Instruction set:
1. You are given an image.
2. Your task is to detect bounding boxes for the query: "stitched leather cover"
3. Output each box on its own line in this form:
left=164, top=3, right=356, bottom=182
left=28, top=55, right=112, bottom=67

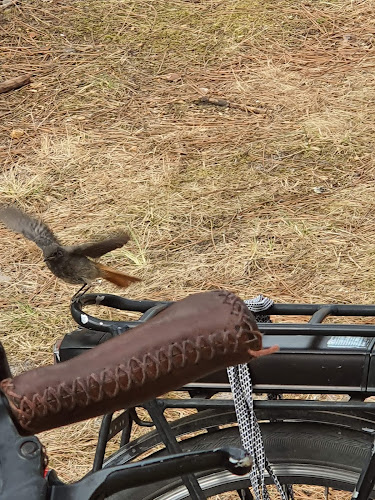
left=0, top=290, right=263, bottom=435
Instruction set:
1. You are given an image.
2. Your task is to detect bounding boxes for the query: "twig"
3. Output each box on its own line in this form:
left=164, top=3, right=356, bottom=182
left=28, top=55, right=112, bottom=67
left=0, top=74, right=31, bottom=94
left=197, top=96, right=230, bottom=107
left=195, top=96, right=266, bottom=114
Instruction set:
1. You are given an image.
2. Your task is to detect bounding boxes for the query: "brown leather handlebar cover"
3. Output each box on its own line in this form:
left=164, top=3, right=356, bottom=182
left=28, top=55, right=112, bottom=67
left=0, top=290, right=263, bottom=435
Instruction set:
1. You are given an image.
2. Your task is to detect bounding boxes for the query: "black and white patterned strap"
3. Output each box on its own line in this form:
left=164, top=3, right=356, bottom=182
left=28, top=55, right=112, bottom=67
left=227, top=294, right=293, bottom=500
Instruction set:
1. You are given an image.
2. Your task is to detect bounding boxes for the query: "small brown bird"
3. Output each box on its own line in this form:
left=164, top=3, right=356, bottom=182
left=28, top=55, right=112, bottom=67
left=0, top=204, right=140, bottom=292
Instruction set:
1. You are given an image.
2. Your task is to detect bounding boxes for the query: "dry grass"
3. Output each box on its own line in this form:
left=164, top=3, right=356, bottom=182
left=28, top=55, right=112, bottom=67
left=1, top=0, right=375, bottom=498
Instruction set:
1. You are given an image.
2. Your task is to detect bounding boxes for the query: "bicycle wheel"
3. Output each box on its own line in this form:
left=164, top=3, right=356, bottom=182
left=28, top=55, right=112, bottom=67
left=105, top=422, right=374, bottom=499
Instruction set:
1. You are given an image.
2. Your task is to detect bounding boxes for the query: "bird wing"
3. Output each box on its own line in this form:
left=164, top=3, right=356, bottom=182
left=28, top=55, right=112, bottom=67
left=0, top=205, right=59, bottom=249
left=69, top=233, right=130, bottom=258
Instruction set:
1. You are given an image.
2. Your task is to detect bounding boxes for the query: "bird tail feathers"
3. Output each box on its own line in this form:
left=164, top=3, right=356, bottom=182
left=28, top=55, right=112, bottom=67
left=96, top=263, right=141, bottom=288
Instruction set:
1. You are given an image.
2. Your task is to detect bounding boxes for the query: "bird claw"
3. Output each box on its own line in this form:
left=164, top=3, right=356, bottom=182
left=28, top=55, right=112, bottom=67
left=71, top=283, right=92, bottom=302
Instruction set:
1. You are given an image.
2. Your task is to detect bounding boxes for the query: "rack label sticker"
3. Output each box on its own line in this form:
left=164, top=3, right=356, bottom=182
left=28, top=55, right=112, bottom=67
left=327, top=336, right=372, bottom=349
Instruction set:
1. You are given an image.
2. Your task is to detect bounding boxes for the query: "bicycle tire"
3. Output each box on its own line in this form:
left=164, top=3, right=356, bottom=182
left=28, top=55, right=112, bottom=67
left=105, top=422, right=374, bottom=499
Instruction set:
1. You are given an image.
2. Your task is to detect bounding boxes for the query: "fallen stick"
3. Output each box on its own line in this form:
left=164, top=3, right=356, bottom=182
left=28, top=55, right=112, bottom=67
left=195, top=96, right=267, bottom=114
left=0, top=74, right=31, bottom=94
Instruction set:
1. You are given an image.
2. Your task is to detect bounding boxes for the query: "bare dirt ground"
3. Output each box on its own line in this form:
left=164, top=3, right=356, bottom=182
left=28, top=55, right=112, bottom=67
left=1, top=0, right=375, bottom=498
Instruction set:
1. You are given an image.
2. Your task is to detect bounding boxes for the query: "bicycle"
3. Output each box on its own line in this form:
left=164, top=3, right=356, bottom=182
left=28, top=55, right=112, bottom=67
left=62, top=291, right=375, bottom=499
left=2, top=289, right=375, bottom=499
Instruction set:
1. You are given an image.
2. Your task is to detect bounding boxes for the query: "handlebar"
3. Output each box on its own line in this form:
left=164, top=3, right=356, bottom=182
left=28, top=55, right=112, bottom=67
left=0, top=290, right=277, bottom=436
